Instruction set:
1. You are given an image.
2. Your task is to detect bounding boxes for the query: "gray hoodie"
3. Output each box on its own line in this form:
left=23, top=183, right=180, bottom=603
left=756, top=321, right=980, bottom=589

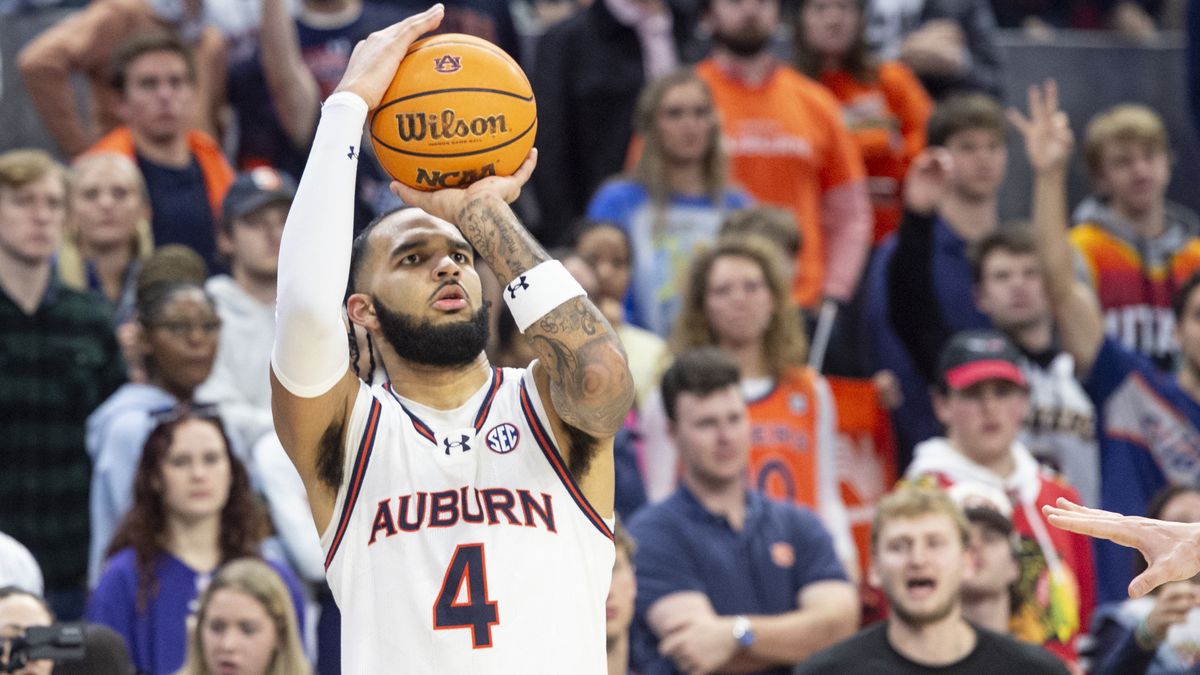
left=85, top=382, right=177, bottom=588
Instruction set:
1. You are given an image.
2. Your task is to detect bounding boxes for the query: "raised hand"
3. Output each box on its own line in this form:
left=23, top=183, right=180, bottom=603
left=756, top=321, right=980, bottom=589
left=332, top=4, right=445, bottom=110
left=903, top=147, right=953, bottom=216
left=391, top=148, right=538, bottom=224
left=1007, top=79, right=1074, bottom=174
left=1044, top=498, right=1200, bottom=598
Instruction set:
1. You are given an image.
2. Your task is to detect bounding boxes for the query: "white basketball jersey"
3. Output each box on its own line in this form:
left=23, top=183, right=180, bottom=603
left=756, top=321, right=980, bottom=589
left=320, top=366, right=615, bottom=674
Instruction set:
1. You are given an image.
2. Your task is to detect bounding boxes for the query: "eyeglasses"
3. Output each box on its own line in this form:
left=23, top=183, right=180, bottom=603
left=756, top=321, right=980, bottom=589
left=149, top=402, right=221, bottom=425
left=150, top=319, right=222, bottom=338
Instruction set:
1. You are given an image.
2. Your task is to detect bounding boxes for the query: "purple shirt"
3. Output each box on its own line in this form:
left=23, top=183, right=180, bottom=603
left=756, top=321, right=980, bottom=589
left=87, top=548, right=307, bottom=674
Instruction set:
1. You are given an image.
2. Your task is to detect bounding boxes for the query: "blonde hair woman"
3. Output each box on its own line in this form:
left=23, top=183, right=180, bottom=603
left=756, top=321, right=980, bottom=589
left=177, top=558, right=309, bottom=675
left=59, top=152, right=153, bottom=322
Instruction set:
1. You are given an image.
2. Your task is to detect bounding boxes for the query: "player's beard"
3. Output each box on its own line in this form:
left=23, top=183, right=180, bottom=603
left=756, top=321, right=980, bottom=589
left=373, top=295, right=491, bottom=368
left=711, top=24, right=773, bottom=57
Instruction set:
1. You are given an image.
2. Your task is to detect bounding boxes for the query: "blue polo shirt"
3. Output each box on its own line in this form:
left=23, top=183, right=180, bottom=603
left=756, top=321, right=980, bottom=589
left=627, top=486, right=847, bottom=675
left=1085, top=336, right=1200, bottom=603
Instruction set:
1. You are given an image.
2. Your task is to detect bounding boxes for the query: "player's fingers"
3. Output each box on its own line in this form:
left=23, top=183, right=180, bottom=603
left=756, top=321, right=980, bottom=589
left=384, top=3, right=445, bottom=40
left=1052, top=497, right=1114, bottom=516
left=509, top=148, right=538, bottom=184
left=1044, top=512, right=1142, bottom=548
left=391, top=180, right=424, bottom=205
left=1132, top=562, right=1183, bottom=599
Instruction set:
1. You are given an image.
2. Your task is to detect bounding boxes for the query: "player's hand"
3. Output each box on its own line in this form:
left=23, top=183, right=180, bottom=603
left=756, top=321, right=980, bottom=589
left=332, top=4, right=444, bottom=110
left=658, top=615, right=739, bottom=675
left=390, top=148, right=537, bottom=224
left=903, top=148, right=953, bottom=215
left=1044, top=498, right=1200, bottom=598
left=1007, top=80, right=1074, bottom=175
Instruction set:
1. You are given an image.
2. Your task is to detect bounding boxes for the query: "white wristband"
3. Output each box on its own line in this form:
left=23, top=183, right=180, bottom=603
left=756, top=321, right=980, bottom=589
left=504, top=260, right=586, bottom=332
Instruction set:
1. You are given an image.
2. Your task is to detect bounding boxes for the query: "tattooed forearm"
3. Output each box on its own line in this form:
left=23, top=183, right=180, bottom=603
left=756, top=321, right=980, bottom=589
left=527, top=298, right=634, bottom=437
left=456, top=196, right=547, bottom=283
left=455, top=195, right=635, bottom=436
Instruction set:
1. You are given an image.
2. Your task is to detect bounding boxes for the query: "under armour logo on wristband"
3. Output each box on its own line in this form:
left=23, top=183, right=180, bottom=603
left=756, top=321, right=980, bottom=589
left=442, top=435, right=472, bottom=455
left=506, top=276, right=530, bottom=299
left=348, top=145, right=358, bottom=160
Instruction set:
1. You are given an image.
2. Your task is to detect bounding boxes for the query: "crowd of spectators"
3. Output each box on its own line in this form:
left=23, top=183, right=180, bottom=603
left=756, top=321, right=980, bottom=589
left=3, top=0, right=1200, bottom=672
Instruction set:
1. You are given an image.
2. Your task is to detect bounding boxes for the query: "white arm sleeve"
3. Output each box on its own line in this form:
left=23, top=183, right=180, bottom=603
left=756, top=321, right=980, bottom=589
left=271, top=92, right=367, bottom=397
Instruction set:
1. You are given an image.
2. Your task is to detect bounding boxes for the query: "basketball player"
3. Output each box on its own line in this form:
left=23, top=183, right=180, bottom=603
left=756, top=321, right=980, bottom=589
left=268, top=5, right=636, bottom=673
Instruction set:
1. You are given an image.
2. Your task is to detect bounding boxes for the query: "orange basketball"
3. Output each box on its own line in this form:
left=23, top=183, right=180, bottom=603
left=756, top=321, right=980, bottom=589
left=369, top=33, right=537, bottom=191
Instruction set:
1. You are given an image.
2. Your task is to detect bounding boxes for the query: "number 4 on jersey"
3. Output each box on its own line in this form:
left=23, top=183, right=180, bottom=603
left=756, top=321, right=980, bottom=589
left=433, top=543, right=500, bottom=648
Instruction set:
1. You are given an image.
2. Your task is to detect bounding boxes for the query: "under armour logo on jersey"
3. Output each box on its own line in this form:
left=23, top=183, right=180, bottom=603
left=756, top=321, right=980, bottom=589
left=506, top=276, right=530, bottom=299
left=347, top=145, right=358, bottom=160
left=442, top=434, right=472, bottom=455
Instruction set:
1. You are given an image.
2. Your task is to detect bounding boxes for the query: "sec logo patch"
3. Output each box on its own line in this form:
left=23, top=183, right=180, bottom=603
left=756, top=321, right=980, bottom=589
left=486, top=423, right=520, bottom=454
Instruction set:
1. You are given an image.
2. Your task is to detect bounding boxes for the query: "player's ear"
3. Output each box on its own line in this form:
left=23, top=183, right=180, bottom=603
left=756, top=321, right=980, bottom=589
left=346, top=293, right=378, bottom=331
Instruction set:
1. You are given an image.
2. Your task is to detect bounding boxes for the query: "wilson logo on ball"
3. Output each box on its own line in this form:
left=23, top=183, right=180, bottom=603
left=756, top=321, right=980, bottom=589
left=394, top=110, right=510, bottom=142
left=369, top=33, right=537, bottom=191
left=415, top=163, right=497, bottom=188
left=433, top=54, right=462, bottom=73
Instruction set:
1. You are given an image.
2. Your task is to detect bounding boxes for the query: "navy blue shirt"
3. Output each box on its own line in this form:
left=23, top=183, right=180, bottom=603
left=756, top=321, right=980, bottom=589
left=628, top=486, right=848, bottom=675
left=137, top=153, right=219, bottom=271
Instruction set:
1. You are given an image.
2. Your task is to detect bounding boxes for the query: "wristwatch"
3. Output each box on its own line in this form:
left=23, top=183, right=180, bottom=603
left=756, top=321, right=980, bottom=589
left=732, top=615, right=755, bottom=649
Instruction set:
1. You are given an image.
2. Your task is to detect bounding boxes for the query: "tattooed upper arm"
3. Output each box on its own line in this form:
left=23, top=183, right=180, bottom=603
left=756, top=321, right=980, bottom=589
left=526, top=296, right=634, bottom=438
left=452, top=194, right=634, bottom=437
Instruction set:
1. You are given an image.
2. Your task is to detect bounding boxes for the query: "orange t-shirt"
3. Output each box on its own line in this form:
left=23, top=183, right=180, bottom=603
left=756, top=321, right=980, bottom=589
left=697, top=60, right=868, bottom=307
left=819, top=62, right=931, bottom=243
